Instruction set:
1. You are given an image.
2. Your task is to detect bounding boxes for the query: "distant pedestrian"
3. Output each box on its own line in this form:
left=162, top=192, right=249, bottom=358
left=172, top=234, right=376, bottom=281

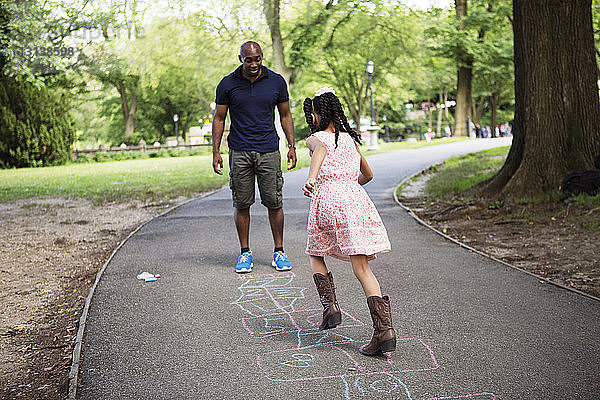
left=302, top=87, right=396, bottom=356
left=475, top=123, right=482, bottom=138
left=211, top=41, right=297, bottom=274
left=425, top=128, right=433, bottom=142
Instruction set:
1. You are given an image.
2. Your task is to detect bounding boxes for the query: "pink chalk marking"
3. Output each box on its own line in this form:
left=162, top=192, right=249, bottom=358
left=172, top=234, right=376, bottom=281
left=256, top=338, right=439, bottom=382
left=263, top=287, right=302, bottom=331
left=420, top=393, right=496, bottom=400
left=237, top=271, right=296, bottom=280
left=240, top=308, right=364, bottom=337
left=332, top=345, right=365, bottom=372
left=386, top=352, right=393, bottom=365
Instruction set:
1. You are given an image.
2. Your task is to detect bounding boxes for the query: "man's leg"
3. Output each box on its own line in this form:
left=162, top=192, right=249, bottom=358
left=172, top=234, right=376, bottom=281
left=256, top=150, right=290, bottom=270
left=256, top=150, right=284, bottom=250
left=234, top=206, right=253, bottom=273
left=267, top=207, right=284, bottom=249
left=229, top=149, right=255, bottom=272
left=235, top=207, right=251, bottom=249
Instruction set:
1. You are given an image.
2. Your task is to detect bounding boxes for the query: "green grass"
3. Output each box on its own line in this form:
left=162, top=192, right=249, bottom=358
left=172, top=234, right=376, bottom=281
left=0, top=136, right=476, bottom=204
left=573, top=193, right=600, bottom=206
left=0, top=156, right=230, bottom=203
left=583, top=219, right=600, bottom=232
left=423, top=146, right=510, bottom=199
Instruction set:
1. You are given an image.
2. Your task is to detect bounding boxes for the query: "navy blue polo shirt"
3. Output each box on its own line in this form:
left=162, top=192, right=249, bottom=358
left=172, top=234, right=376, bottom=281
left=215, top=66, right=289, bottom=152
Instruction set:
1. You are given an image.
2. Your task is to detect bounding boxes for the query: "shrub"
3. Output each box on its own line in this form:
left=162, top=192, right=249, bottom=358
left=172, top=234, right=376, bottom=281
left=0, top=75, right=75, bottom=168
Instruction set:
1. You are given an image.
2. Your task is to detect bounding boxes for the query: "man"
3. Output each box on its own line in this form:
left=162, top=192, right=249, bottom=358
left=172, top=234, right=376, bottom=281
left=212, top=41, right=297, bottom=274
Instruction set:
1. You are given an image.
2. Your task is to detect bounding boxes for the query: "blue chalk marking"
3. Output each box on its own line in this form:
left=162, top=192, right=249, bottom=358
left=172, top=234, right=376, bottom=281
left=353, top=377, right=366, bottom=395
left=371, top=373, right=412, bottom=399
left=281, top=353, right=315, bottom=369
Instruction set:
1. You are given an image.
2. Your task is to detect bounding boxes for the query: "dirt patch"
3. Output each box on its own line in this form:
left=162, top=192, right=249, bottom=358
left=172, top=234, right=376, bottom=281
left=399, top=176, right=600, bottom=299
left=0, top=197, right=180, bottom=399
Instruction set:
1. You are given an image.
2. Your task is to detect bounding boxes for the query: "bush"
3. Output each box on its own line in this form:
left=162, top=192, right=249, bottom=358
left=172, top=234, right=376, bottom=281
left=0, top=75, right=75, bottom=168
left=74, top=153, right=93, bottom=163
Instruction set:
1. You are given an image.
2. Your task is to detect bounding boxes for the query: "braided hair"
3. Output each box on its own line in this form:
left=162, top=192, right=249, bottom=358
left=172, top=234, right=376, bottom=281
left=303, top=92, right=362, bottom=148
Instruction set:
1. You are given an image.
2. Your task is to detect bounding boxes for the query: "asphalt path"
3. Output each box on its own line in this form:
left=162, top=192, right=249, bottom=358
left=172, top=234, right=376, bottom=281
left=78, top=138, right=600, bottom=399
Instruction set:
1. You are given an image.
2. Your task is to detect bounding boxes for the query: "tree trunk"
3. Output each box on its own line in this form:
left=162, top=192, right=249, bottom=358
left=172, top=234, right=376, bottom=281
left=454, top=0, right=472, bottom=137
left=263, top=0, right=294, bottom=85
left=118, top=82, right=136, bottom=139
left=490, top=90, right=499, bottom=137
left=436, top=87, right=443, bottom=136
left=443, top=86, right=450, bottom=133
left=472, top=95, right=485, bottom=124
left=482, top=0, right=600, bottom=199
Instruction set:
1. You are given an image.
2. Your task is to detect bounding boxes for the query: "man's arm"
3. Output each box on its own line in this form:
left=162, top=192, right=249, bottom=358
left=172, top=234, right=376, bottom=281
left=212, top=104, right=228, bottom=175
left=277, top=101, right=296, bottom=170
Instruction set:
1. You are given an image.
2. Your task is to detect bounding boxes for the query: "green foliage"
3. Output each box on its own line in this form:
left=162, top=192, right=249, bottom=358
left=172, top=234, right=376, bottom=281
left=593, top=0, right=600, bottom=69
left=488, top=199, right=504, bottom=209
left=0, top=75, right=75, bottom=168
left=583, top=219, right=600, bottom=232
left=291, top=1, right=422, bottom=129
left=425, top=1, right=514, bottom=125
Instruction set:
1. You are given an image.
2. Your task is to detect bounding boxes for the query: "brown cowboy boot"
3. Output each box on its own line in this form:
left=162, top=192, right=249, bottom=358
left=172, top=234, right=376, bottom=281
left=360, top=295, right=397, bottom=356
left=313, top=272, right=342, bottom=330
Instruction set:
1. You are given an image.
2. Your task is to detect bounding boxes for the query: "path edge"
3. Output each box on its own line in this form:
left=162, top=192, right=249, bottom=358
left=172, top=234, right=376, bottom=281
left=392, top=170, right=600, bottom=304
left=67, top=190, right=220, bottom=399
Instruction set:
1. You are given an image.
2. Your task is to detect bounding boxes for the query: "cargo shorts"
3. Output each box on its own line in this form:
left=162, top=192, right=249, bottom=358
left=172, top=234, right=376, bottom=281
left=228, top=149, right=284, bottom=210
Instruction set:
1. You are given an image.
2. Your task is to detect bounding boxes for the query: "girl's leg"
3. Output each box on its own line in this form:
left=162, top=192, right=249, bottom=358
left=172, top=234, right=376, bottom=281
left=351, top=254, right=396, bottom=356
left=308, top=255, right=329, bottom=275
left=309, top=255, right=341, bottom=329
left=349, top=255, right=382, bottom=298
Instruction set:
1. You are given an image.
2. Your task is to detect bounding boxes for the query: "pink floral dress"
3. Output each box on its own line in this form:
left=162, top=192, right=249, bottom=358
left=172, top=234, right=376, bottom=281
left=306, top=131, right=391, bottom=261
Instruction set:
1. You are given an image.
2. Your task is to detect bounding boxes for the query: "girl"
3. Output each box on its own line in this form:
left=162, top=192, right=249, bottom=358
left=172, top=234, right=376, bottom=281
left=303, top=87, right=396, bottom=356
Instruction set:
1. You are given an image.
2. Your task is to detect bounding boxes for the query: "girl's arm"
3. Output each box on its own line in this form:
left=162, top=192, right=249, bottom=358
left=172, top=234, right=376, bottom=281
left=303, top=135, right=327, bottom=197
left=356, top=144, right=373, bottom=185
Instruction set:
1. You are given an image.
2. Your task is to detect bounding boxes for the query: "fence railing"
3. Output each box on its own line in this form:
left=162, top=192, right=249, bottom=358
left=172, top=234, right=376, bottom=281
left=72, top=142, right=211, bottom=159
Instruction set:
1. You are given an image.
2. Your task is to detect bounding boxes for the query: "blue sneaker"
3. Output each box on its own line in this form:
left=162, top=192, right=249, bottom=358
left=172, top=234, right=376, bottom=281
left=272, top=251, right=292, bottom=271
left=235, top=251, right=253, bottom=273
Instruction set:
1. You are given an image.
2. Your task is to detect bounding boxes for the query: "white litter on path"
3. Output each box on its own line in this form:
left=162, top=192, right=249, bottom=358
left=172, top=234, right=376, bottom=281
left=137, top=272, right=159, bottom=282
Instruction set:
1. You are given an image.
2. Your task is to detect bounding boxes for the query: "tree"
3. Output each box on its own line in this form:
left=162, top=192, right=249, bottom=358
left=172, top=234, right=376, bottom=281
left=75, top=0, right=147, bottom=142
left=482, top=0, right=600, bottom=198
left=454, top=0, right=473, bottom=136
left=297, top=3, right=419, bottom=132
left=131, top=14, right=235, bottom=142
left=0, top=76, right=75, bottom=167
left=0, top=0, right=76, bottom=167
left=83, top=48, right=140, bottom=141
left=263, top=0, right=338, bottom=86
left=470, top=1, right=514, bottom=134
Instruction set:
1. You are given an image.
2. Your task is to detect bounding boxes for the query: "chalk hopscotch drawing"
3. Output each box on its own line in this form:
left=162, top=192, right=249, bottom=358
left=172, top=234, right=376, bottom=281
left=420, top=394, right=496, bottom=400
left=256, top=338, right=438, bottom=382
left=231, top=271, right=496, bottom=399
left=342, top=373, right=413, bottom=400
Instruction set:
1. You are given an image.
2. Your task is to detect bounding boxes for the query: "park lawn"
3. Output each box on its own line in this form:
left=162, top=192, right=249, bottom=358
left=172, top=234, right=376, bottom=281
left=399, top=145, right=600, bottom=208
left=0, top=155, right=230, bottom=203
left=423, top=146, right=510, bottom=198
left=1, top=136, right=471, bottom=204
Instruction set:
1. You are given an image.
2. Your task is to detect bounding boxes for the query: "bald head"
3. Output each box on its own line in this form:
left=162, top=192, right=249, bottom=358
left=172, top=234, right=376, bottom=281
left=238, top=41, right=263, bottom=80
left=240, top=41, right=262, bottom=57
